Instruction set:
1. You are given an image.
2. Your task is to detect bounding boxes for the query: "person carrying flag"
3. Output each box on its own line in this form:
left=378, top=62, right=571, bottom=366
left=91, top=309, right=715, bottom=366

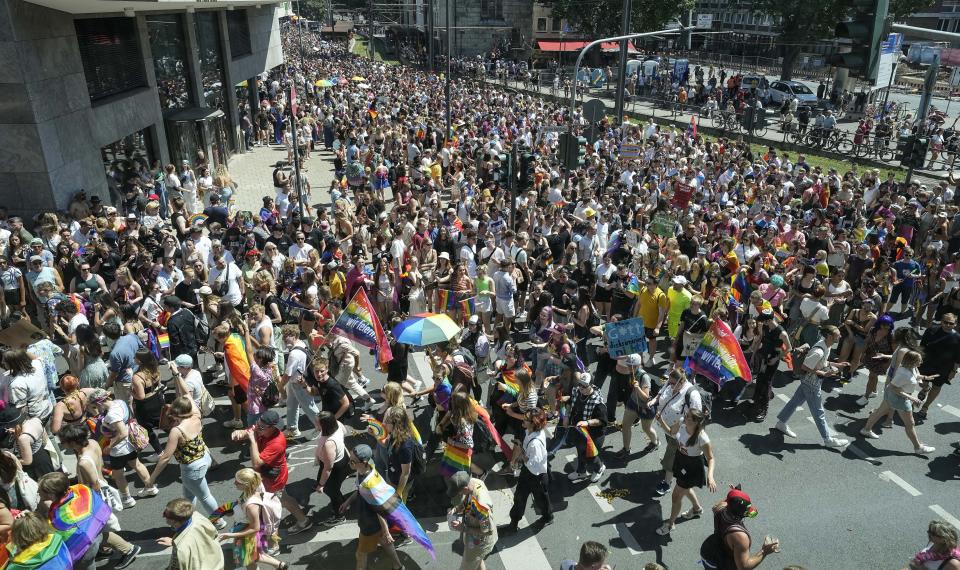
left=565, top=372, right=608, bottom=483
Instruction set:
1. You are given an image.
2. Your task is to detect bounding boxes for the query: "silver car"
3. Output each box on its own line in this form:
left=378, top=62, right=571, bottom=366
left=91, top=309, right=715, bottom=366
left=767, top=80, right=818, bottom=105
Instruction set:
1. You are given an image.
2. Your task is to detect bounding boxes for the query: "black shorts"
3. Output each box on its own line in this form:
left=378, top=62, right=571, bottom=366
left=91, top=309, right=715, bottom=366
left=3, top=289, right=19, bottom=306
left=108, top=451, right=139, bottom=470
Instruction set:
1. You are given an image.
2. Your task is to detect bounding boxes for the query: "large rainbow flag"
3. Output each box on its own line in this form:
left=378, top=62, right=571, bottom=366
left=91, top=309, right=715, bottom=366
left=331, top=287, right=393, bottom=366
left=48, top=484, right=112, bottom=564
left=689, top=318, right=753, bottom=386
left=4, top=533, right=72, bottom=570
left=731, top=272, right=752, bottom=304
left=358, top=469, right=435, bottom=558
left=224, top=332, right=251, bottom=392
left=577, top=426, right=599, bottom=459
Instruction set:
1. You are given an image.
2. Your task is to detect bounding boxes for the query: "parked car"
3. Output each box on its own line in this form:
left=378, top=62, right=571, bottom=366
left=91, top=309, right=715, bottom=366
left=767, top=80, right=819, bottom=105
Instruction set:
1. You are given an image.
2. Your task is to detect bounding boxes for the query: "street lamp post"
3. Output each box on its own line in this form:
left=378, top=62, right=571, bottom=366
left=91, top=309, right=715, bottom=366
left=446, top=0, right=452, bottom=143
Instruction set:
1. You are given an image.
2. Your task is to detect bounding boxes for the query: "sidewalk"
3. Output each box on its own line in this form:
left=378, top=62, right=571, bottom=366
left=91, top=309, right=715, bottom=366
left=225, top=143, right=339, bottom=214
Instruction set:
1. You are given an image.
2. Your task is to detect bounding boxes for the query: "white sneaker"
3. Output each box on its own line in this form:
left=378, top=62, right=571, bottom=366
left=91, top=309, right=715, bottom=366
left=589, top=463, right=606, bottom=483
left=859, top=429, right=880, bottom=439
left=121, top=495, right=136, bottom=508
left=775, top=421, right=797, bottom=438
left=138, top=486, right=159, bottom=497
left=223, top=419, right=244, bottom=429
left=824, top=437, right=849, bottom=448
left=914, top=444, right=936, bottom=454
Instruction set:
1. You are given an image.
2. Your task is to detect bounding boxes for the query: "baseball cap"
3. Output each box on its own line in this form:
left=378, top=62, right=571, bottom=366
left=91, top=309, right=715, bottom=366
left=672, top=275, right=688, bottom=285
left=353, top=444, right=374, bottom=464
left=29, top=238, right=42, bottom=246
left=29, top=255, right=43, bottom=263
left=468, top=314, right=479, bottom=325
left=619, top=353, right=644, bottom=367
left=163, top=295, right=182, bottom=308
left=445, top=470, right=471, bottom=498
left=726, top=487, right=758, bottom=518
left=258, top=410, right=284, bottom=430
left=576, top=372, right=592, bottom=386
left=174, top=354, right=193, bottom=368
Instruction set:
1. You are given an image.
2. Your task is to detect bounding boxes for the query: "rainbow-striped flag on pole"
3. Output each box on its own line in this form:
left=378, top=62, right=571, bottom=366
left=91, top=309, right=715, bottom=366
left=577, top=426, right=599, bottom=459
left=331, top=287, right=394, bottom=366
left=689, top=318, right=754, bottom=386
left=359, top=469, right=435, bottom=558
left=459, top=296, right=477, bottom=319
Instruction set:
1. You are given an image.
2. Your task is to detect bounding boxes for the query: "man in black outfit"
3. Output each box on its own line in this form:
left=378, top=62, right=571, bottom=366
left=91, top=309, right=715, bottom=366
left=163, top=296, right=198, bottom=367
left=749, top=310, right=792, bottom=422
left=306, top=358, right=352, bottom=421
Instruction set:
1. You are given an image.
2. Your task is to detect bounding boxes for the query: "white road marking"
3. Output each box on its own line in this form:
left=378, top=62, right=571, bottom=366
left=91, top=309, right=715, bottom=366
left=587, top=484, right=615, bottom=513
left=940, top=404, right=960, bottom=419
left=879, top=470, right=922, bottom=497
left=776, top=394, right=790, bottom=403
left=930, top=505, right=960, bottom=529
left=564, top=453, right=577, bottom=462
left=490, top=489, right=553, bottom=570
left=616, top=522, right=644, bottom=555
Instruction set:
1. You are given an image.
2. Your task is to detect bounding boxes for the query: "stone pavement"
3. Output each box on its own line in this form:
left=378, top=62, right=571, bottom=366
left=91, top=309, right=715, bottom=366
left=225, top=141, right=339, bottom=215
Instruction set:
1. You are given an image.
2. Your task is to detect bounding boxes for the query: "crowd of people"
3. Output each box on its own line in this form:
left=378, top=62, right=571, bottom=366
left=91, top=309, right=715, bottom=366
left=0, top=26, right=959, bottom=570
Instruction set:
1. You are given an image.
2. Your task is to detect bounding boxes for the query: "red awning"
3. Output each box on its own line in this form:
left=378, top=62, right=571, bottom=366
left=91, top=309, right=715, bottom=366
left=536, top=40, right=637, bottom=53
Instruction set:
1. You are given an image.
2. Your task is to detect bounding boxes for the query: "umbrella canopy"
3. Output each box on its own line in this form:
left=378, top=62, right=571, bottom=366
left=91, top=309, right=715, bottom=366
left=351, top=76, right=366, bottom=81
left=392, top=313, right=461, bottom=347
left=315, top=79, right=335, bottom=87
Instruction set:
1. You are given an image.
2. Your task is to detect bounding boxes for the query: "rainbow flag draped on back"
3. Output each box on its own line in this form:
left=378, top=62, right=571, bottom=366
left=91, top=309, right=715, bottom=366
left=472, top=399, right=512, bottom=462
left=331, top=288, right=394, bottom=367
left=439, top=443, right=472, bottom=477
left=358, top=469, right=435, bottom=558
left=496, top=364, right=532, bottom=405
left=4, top=533, right=72, bottom=570
left=577, top=426, right=599, bottom=459
left=731, top=272, right=752, bottom=303
left=48, top=484, right=112, bottom=564
left=689, top=318, right=754, bottom=386
left=224, top=332, right=251, bottom=392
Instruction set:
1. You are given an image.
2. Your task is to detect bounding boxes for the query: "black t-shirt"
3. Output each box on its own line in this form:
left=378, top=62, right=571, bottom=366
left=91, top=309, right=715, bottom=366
left=175, top=278, right=203, bottom=308
left=316, top=377, right=348, bottom=414
left=204, top=205, right=229, bottom=227
left=546, top=230, right=570, bottom=260
left=759, top=325, right=786, bottom=359
left=920, top=327, right=960, bottom=372
left=677, top=234, right=699, bottom=259
left=266, top=235, right=292, bottom=256
left=387, top=341, right=409, bottom=382
left=354, top=485, right=381, bottom=535
left=94, top=252, right=120, bottom=286
left=386, top=438, right=415, bottom=486
left=679, top=308, right=710, bottom=335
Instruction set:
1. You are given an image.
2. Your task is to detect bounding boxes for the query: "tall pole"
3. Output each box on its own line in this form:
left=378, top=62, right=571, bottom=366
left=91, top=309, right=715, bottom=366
left=427, top=0, right=434, bottom=72
left=290, top=83, right=305, bottom=218
left=445, top=0, right=452, bottom=143
left=368, top=0, right=374, bottom=60
left=614, top=0, right=632, bottom=124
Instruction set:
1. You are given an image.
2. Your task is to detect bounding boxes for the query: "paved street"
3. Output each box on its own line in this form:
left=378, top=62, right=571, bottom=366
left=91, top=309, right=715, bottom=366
left=92, top=143, right=960, bottom=570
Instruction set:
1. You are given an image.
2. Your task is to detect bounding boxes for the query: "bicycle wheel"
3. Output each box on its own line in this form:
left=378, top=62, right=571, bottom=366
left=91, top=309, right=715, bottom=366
left=788, top=131, right=806, bottom=145
left=754, top=124, right=768, bottom=137
left=877, top=146, right=895, bottom=162
left=834, top=135, right=853, bottom=153
left=853, top=143, right=867, bottom=158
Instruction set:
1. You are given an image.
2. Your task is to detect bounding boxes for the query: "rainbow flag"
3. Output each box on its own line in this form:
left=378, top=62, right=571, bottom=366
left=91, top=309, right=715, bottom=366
left=331, top=287, right=393, bottom=367
left=359, top=469, right=435, bottom=558
left=209, top=500, right=238, bottom=522
left=469, top=496, right=491, bottom=521
left=188, top=213, right=208, bottom=227
left=577, top=426, right=599, bottom=459
left=436, top=289, right=457, bottom=311
left=731, top=272, right=752, bottom=303
left=5, top=533, right=72, bottom=570
left=472, top=400, right=512, bottom=462
left=689, top=318, right=754, bottom=386
left=440, top=443, right=472, bottom=477
left=459, top=296, right=476, bottom=319
left=224, top=332, right=251, bottom=392
left=626, top=274, right=641, bottom=295
left=48, top=484, right=112, bottom=564
left=156, top=332, right=170, bottom=350
left=366, top=418, right=387, bottom=442
left=233, top=533, right=259, bottom=567
left=496, top=364, right=531, bottom=405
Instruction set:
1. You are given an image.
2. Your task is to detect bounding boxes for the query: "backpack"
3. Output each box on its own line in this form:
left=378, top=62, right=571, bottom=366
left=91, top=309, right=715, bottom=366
left=409, top=439, right=427, bottom=476
left=684, top=382, right=713, bottom=416
left=472, top=416, right=495, bottom=453
left=261, top=381, right=281, bottom=409
left=699, top=521, right=747, bottom=570
left=254, top=491, right=283, bottom=538
left=193, top=310, right=210, bottom=345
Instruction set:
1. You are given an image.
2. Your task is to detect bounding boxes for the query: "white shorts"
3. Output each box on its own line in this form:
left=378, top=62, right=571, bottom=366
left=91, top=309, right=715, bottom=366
left=475, top=296, right=492, bottom=314
left=496, top=297, right=516, bottom=318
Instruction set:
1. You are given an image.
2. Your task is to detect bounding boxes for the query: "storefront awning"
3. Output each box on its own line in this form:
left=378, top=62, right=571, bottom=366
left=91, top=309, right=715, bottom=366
left=536, top=40, right=637, bottom=53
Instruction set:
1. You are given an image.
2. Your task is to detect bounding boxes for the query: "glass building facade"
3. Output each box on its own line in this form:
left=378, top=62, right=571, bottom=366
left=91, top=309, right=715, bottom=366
left=147, top=15, right=194, bottom=109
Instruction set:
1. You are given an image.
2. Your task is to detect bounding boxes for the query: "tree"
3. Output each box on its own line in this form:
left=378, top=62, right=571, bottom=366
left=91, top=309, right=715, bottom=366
left=297, top=0, right=331, bottom=22
left=752, top=0, right=936, bottom=80
left=540, top=0, right=694, bottom=39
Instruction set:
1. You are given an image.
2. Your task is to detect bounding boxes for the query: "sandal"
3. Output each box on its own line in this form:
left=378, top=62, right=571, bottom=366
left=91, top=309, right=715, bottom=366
left=678, top=508, right=703, bottom=520
left=655, top=522, right=674, bottom=535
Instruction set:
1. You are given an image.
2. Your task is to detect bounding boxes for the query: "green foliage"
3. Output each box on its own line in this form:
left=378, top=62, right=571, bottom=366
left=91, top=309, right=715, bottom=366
left=540, top=0, right=694, bottom=38
left=297, top=0, right=329, bottom=21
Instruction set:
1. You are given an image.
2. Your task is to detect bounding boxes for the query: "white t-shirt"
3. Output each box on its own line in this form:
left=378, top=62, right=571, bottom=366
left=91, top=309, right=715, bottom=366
left=10, top=360, right=52, bottom=420
left=677, top=423, right=711, bottom=457
left=891, top=366, right=920, bottom=397
left=68, top=313, right=89, bottom=335
left=658, top=382, right=702, bottom=428
left=208, top=262, right=243, bottom=306
left=104, top=400, right=135, bottom=457
left=285, top=341, right=308, bottom=383
left=182, top=369, right=205, bottom=408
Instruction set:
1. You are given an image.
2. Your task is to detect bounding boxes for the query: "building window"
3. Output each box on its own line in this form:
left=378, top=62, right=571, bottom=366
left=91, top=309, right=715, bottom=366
left=195, top=12, right=227, bottom=111
left=147, top=15, right=193, bottom=109
left=552, top=17, right=561, bottom=31
left=102, top=126, right=154, bottom=193
left=537, top=18, right=547, bottom=31
left=480, top=0, right=503, bottom=20
left=75, top=17, right=147, bottom=103
left=227, top=10, right=252, bottom=57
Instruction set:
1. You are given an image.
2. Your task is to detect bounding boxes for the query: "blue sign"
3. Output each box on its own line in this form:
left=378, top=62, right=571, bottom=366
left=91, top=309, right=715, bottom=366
left=881, top=32, right=902, bottom=55
left=605, top=317, right=648, bottom=358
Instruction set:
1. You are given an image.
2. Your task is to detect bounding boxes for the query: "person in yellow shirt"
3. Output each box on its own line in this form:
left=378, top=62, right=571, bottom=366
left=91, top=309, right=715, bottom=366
left=324, top=261, right=345, bottom=302
left=666, top=276, right=693, bottom=341
left=636, top=274, right=669, bottom=367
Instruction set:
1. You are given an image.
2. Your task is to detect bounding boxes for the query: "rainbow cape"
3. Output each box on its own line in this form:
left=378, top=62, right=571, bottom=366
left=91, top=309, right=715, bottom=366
left=689, top=318, right=753, bottom=386
left=459, top=297, right=476, bottom=319
left=472, top=399, right=512, bottom=462
left=224, top=332, right=251, bottom=392
left=359, top=469, right=435, bottom=558
left=4, top=533, right=72, bottom=570
left=331, top=287, right=393, bottom=367
left=577, top=426, right=599, bottom=459
left=48, top=484, right=112, bottom=564
left=731, top=272, right=752, bottom=303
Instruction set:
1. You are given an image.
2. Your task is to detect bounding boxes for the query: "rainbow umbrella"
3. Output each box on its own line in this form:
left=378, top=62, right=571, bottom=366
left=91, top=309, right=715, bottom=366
left=315, top=79, right=335, bottom=87
left=392, top=313, right=461, bottom=347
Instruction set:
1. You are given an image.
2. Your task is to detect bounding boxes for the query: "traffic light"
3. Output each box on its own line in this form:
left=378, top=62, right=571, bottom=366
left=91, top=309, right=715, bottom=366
left=909, top=136, right=929, bottom=169
left=575, top=136, right=587, bottom=168
left=519, top=152, right=535, bottom=189
left=827, top=0, right=890, bottom=82
left=897, top=134, right=915, bottom=165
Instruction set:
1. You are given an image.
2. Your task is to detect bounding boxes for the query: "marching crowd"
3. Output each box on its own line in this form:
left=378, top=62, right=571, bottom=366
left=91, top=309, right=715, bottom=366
left=0, top=28, right=958, bottom=570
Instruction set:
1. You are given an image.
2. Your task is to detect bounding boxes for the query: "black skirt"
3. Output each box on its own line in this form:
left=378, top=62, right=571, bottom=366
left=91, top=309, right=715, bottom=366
left=672, top=451, right=707, bottom=489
